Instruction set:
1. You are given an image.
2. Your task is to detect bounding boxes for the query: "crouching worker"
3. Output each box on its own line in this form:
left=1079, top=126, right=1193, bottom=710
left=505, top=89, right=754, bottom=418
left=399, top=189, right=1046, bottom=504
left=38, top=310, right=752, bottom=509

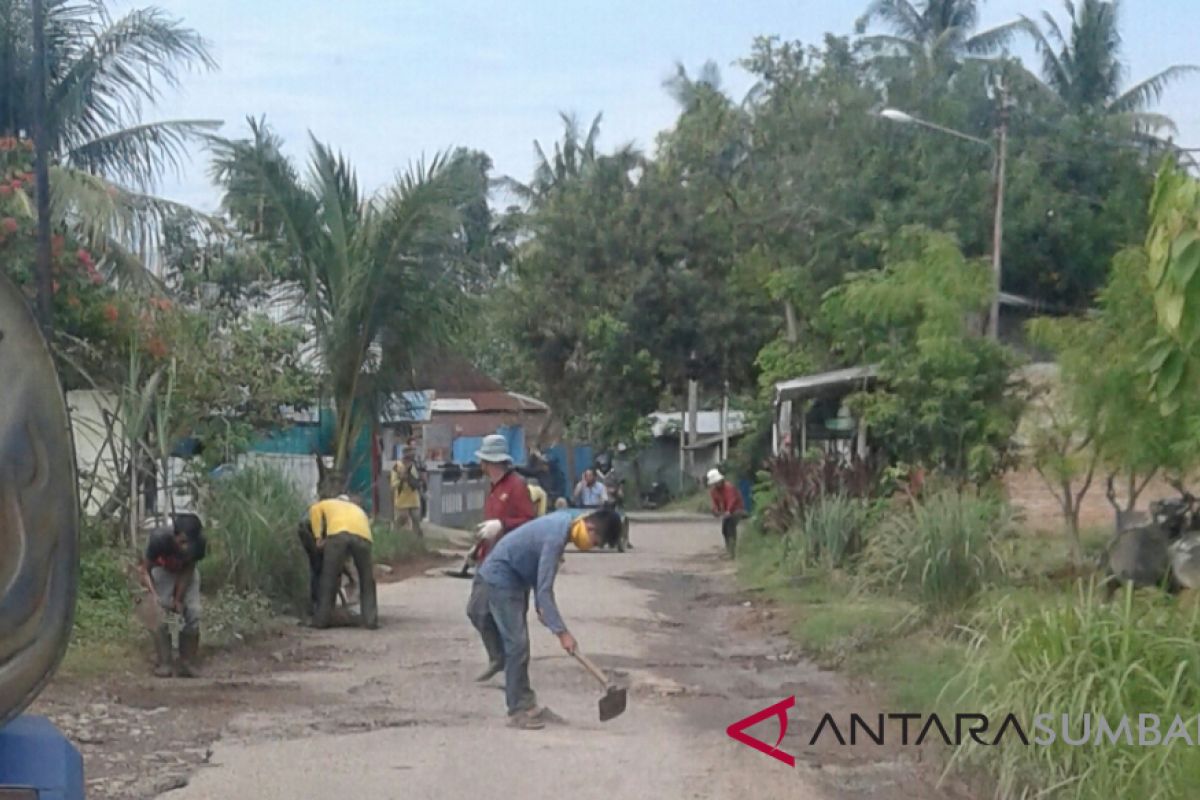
left=301, top=495, right=378, bottom=630
left=707, top=469, right=746, bottom=557
left=138, top=513, right=207, bottom=678
left=468, top=508, right=623, bottom=729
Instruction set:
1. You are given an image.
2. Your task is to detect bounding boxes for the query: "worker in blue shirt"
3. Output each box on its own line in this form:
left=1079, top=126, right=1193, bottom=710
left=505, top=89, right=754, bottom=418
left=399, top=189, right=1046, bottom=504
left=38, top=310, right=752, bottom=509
left=471, top=508, right=623, bottom=729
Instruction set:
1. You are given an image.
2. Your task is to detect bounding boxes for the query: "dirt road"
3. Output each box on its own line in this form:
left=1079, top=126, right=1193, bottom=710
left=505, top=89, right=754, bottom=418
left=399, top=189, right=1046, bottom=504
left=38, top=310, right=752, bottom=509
left=44, top=515, right=974, bottom=799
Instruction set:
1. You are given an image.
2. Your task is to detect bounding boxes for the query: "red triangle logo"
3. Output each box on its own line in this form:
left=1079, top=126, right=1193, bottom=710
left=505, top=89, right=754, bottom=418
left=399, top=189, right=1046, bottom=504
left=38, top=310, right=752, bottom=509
left=726, top=695, right=796, bottom=767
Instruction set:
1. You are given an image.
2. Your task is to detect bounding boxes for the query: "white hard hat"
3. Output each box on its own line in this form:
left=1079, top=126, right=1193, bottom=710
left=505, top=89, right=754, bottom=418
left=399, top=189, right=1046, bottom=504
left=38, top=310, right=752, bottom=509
left=706, top=468, right=724, bottom=487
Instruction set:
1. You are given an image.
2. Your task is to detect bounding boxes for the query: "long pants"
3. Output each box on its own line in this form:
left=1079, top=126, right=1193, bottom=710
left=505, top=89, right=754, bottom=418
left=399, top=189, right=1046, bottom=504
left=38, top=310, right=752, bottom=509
left=393, top=504, right=423, bottom=537
left=150, top=566, right=201, bottom=632
left=486, top=583, right=537, bottom=715
left=315, top=534, right=377, bottom=629
left=466, top=574, right=505, bottom=667
left=722, top=511, right=747, bottom=557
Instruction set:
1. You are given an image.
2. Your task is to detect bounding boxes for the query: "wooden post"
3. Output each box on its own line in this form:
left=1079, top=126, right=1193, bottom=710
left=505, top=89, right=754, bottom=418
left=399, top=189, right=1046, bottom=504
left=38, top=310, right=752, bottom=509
left=31, top=0, right=54, bottom=336
left=678, top=409, right=686, bottom=493
left=720, top=380, right=729, bottom=462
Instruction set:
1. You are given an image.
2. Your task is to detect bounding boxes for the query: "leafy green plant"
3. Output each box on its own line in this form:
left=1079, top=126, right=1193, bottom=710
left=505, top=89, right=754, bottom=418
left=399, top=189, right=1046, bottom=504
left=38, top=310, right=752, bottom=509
left=73, top=545, right=136, bottom=646
left=201, top=465, right=310, bottom=608
left=859, top=490, right=1012, bottom=609
left=951, top=584, right=1200, bottom=799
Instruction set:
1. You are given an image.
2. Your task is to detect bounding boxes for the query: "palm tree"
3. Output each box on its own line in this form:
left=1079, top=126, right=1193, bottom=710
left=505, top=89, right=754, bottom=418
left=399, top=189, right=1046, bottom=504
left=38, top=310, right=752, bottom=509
left=0, top=0, right=218, bottom=273
left=855, top=0, right=1024, bottom=66
left=1019, top=0, right=1198, bottom=136
left=210, top=119, right=479, bottom=488
left=506, top=112, right=642, bottom=206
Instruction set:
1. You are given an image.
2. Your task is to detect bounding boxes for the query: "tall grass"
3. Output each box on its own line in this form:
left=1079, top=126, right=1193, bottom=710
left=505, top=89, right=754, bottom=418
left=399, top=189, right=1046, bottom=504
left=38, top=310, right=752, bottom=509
left=371, top=521, right=429, bottom=563
left=859, top=490, right=1012, bottom=609
left=951, top=585, right=1200, bottom=799
left=783, top=495, right=876, bottom=573
left=202, top=466, right=310, bottom=608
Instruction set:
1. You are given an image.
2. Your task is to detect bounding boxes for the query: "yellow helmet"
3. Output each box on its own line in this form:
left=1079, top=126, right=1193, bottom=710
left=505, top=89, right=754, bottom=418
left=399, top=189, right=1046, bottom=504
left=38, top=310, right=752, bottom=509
left=569, top=517, right=594, bottom=551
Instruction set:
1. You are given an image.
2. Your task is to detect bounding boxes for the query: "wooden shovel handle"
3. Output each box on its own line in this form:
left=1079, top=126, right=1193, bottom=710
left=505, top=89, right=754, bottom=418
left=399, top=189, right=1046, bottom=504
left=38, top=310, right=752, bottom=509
left=571, top=650, right=610, bottom=688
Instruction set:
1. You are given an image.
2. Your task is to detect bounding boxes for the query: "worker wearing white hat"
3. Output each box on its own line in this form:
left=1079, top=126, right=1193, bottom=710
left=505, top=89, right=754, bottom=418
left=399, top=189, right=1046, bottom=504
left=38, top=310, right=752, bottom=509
left=707, top=468, right=746, bottom=557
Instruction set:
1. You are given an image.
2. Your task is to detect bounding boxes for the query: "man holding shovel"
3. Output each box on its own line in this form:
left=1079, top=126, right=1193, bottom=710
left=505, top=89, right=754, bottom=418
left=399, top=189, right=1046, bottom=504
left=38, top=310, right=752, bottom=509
left=471, top=508, right=623, bottom=729
left=137, top=513, right=207, bottom=678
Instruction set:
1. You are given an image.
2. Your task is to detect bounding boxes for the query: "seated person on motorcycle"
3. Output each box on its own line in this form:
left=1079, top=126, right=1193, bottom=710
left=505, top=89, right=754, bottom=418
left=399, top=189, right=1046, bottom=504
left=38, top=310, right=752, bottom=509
left=573, top=469, right=608, bottom=508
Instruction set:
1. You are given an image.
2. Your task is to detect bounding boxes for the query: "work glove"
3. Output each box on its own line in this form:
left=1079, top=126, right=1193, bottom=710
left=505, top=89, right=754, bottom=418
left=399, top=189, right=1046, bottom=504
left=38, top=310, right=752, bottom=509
left=475, top=518, right=503, bottom=543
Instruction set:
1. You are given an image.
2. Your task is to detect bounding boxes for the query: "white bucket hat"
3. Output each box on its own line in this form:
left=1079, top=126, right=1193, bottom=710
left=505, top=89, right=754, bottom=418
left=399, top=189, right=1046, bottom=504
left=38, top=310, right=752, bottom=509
left=476, top=434, right=512, bottom=464
left=706, top=468, right=724, bottom=487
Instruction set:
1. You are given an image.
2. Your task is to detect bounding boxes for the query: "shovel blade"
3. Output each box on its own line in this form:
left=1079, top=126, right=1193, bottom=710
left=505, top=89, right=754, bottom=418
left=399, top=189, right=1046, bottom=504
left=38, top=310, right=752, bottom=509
left=598, top=687, right=627, bottom=722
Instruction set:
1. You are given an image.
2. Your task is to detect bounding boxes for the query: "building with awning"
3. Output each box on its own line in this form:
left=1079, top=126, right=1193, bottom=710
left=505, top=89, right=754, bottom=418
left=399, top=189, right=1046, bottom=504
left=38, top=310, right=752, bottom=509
left=771, top=365, right=879, bottom=458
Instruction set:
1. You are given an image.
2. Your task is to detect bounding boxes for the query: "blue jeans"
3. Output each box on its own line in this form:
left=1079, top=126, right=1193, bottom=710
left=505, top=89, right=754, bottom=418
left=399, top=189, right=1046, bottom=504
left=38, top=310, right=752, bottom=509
left=486, top=584, right=537, bottom=715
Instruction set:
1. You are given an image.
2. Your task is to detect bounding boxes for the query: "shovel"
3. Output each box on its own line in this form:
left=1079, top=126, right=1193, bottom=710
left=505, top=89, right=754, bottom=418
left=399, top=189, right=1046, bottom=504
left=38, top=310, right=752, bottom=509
left=571, top=650, right=627, bottom=722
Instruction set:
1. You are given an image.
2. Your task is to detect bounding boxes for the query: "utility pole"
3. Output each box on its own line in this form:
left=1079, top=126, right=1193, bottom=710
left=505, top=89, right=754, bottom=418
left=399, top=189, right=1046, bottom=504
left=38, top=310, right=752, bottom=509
left=988, top=77, right=1009, bottom=341
left=720, top=379, right=729, bottom=462
left=685, top=351, right=700, bottom=474
left=31, top=0, right=54, bottom=336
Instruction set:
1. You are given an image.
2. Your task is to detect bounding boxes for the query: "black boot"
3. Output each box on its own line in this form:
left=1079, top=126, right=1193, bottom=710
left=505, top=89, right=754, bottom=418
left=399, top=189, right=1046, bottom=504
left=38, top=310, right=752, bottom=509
left=152, top=624, right=173, bottom=678
left=176, top=629, right=200, bottom=678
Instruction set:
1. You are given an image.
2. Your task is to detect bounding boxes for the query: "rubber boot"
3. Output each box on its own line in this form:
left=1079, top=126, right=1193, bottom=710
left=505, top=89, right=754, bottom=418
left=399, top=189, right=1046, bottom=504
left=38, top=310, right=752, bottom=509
left=152, top=624, right=173, bottom=677
left=176, top=629, right=200, bottom=678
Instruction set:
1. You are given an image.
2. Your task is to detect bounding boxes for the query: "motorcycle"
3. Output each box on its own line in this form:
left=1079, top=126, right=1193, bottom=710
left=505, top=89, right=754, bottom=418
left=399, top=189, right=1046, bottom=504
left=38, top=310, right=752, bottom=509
left=1104, top=492, right=1200, bottom=597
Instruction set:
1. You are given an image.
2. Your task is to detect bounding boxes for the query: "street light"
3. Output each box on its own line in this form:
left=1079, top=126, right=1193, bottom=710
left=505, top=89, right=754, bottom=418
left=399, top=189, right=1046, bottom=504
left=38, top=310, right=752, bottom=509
left=879, top=93, right=1009, bottom=340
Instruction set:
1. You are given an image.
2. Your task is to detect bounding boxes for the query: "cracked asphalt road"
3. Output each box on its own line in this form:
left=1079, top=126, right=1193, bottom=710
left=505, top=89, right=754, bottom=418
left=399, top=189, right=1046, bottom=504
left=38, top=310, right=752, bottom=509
left=163, top=514, right=972, bottom=800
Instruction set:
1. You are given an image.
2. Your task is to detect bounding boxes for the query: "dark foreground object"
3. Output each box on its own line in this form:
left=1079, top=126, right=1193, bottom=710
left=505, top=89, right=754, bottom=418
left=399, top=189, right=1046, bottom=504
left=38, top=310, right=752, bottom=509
left=0, top=715, right=84, bottom=798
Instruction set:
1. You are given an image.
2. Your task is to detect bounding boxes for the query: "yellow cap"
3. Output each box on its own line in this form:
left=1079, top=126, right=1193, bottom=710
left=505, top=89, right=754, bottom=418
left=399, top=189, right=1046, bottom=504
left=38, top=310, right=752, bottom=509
left=569, top=517, right=593, bottom=551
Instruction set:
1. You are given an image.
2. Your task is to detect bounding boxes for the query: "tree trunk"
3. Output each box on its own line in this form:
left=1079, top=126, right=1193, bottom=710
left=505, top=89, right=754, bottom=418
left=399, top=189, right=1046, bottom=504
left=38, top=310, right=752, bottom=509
left=784, top=301, right=798, bottom=344
left=1061, top=481, right=1083, bottom=566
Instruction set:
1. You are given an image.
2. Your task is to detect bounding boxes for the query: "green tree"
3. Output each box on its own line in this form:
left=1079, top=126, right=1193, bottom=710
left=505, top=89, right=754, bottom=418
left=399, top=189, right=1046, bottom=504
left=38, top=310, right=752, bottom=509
left=0, top=0, right=218, bottom=265
left=855, top=0, right=1023, bottom=73
left=821, top=226, right=1024, bottom=483
left=210, top=119, right=482, bottom=488
left=1019, top=0, right=1198, bottom=136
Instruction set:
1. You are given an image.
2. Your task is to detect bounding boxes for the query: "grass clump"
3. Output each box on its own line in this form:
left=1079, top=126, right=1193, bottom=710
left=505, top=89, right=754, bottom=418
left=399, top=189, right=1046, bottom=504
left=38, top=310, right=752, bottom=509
left=783, top=494, right=877, bottom=573
left=202, top=465, right=310, bottom=608
left=951, top=584, right=1200, bottom=799
left=859, top=490, right=1013, bottom=610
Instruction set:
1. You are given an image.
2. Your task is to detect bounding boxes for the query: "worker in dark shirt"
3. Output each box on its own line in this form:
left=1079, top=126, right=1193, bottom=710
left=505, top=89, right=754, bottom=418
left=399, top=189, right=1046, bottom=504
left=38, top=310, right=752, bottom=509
left=472, top=508, right=623, bottom=729
left=138, top=513, right=206, bottom=677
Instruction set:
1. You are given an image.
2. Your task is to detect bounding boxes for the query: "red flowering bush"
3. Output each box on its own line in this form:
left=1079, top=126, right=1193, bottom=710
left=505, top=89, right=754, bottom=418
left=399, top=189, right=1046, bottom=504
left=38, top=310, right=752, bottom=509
left=0, top=138, right=128, bottom=348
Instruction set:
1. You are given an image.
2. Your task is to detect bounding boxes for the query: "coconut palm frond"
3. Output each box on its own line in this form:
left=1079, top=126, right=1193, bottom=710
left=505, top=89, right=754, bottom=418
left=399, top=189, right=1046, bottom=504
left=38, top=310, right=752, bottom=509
left=65, top=118, right=220, bottom=190
left=1109, top=65, right=1200, bottom=114
left=49, top=6, right=214, bottom=153
left=964, top=19, right=1026, bottom=55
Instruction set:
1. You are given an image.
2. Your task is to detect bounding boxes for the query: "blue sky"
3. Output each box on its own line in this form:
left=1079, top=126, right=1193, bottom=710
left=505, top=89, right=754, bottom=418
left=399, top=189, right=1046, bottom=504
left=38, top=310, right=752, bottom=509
left=118, top=1, right=1200, bottom=211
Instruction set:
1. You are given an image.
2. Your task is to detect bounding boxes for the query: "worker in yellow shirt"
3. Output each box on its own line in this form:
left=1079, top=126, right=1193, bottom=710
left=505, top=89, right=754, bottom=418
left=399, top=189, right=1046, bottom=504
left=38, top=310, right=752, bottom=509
left=528, top=479, right=548, bottom=517
left=300, top=494, right=377, bottom=630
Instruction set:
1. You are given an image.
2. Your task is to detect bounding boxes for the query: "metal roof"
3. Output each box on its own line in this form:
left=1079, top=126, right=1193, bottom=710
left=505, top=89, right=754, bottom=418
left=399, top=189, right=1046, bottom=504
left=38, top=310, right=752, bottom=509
left=649, top=410, right=748, bottom=438
left=773, top=365, right=879, bottom=404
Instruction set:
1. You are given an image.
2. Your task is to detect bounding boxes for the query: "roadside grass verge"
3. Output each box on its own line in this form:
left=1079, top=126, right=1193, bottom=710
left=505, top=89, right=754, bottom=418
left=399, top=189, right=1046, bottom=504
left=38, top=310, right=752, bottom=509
left=738, top=489, right=1200, bottom=799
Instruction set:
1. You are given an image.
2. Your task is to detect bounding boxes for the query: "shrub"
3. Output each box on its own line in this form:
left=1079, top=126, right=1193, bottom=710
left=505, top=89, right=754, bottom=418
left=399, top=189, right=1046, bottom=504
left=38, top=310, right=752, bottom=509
left=201, top=465, right=310, bottom=608
left=761, top=451, right=881, bottom=535
left=782, top=495, right=877, bottom=573
left=950, top=585, right=1200, bottom=799
left=859, top=490, right=1012, bottom=609
left=74, top=545, right=136, bottom=645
